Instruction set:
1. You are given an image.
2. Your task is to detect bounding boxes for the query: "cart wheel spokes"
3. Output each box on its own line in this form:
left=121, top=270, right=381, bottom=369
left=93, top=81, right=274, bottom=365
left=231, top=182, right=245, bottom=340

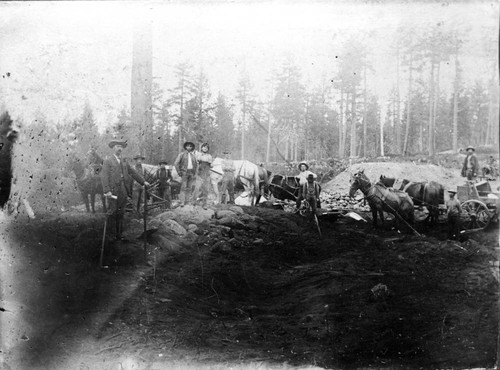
left=461, top=200, right=491, bottom=230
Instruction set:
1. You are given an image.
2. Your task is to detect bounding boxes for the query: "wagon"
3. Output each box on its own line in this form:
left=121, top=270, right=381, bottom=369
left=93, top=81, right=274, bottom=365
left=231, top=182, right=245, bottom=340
left=457, top=180, right=499, bottom=231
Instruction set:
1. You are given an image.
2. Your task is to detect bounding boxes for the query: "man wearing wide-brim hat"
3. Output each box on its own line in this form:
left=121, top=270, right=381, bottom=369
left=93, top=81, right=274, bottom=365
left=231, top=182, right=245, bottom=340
left=461, top=145, right=479, bottom=181
left=101, top=140, right=150, bottom=240
left=174, top=141, right=198, bottom=205
left=445, top=188, right=462, bottom=240
left=295, top=161, right=318, bottom=210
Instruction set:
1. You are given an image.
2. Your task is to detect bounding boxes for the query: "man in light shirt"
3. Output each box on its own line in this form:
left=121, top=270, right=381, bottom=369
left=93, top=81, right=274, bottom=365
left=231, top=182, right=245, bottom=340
left=446, top=189, right=462, bottom=240
left=174, top=141, right=198, bottom=206
left=461, top=146, right=479, bottom=181
left=295, top=161, right=317, bottom=209
left=194, top=143, right=213, bottom=206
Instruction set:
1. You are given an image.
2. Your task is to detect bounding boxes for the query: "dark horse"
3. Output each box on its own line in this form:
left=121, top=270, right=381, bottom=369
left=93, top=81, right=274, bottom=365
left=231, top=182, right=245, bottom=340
left=379, top=175, right=444, bottom=224
left=350, top=170, right=414, bottom=230
left=268, top=174, right=321, bottom=201
left=68, top=149, right=106, bottom=213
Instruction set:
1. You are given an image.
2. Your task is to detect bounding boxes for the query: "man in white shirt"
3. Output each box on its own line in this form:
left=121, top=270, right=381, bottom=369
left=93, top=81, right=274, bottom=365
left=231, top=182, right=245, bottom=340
left=295, top=161, right=317, bottom=209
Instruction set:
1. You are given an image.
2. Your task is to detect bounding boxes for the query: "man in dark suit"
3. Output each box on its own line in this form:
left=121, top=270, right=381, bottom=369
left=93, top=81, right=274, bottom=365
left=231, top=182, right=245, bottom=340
left=101, top=140, right=150, bottom=240
left=174, top=141, right=198, bottom=205
left=156, top=160, right=172, bottom=209
left=131, top=154, right=146, bottom=214
left=461, top=146, right=479, bottom=181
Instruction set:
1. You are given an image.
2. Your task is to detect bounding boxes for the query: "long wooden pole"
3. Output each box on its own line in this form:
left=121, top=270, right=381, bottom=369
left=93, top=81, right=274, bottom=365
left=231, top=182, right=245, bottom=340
left=143, top=184, right=147, bottom=263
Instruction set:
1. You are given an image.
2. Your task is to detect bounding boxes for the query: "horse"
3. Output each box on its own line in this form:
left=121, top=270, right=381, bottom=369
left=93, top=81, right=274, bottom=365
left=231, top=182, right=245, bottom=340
left=140, top=163, right=181, bottom=201
left=379, top=175, right=444, bottom=225
left=269, top=175, right=302, bottom=201
left=68, top=152, right=106, bottom=213
left=350, top=170, right=414, bottom=230
left=211, top=158, right=261, bottom=205
left=268, top=174, right=322, bottom=202
left=0, top=111, right=18, bottom=208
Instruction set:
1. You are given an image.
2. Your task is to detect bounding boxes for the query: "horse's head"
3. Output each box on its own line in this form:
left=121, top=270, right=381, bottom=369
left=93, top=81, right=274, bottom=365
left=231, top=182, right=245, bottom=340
left=349, top=169, right=368, bottom=197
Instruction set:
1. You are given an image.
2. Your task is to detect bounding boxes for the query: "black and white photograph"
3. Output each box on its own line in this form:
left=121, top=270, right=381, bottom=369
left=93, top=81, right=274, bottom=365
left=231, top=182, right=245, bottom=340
left=0, top=1, right=499, bottom=369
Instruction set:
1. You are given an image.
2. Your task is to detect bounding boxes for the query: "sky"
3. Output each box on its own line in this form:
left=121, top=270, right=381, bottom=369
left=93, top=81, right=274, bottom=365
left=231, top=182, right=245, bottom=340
left=0, top=1, right=498, bottom=131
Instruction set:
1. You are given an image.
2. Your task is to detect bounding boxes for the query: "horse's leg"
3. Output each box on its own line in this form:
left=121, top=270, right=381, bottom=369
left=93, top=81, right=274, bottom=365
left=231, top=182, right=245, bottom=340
left=90, top=191, right=96, bottom=213
left=82, top=192, right=90, bottom=213
left=371, top=207, right=378, bottom=228
left=101, top=193, right=107, bottom=213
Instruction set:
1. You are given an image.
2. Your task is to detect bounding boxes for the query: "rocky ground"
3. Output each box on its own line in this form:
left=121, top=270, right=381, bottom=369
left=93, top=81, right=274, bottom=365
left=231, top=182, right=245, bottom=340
left=1, top=197, right=498, bottom=370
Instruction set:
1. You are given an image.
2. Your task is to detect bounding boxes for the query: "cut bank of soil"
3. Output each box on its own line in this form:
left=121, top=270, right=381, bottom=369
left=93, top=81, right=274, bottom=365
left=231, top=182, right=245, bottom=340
left=3, top=204, right=497, bottom=370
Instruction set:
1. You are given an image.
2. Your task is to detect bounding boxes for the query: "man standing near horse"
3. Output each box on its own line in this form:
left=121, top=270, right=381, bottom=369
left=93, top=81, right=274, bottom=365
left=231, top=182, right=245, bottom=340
left=101, top=140, right=150, bottom=241
left=220, top=150, right=235, bottom=204
left=301, top=174, right=320, bottom=221
left=156, top=159, right=172, bottom=209
left=131, top=154, right=146, bottom=214
left=461, top=146, right=479, bottom=181
left=174, top=141, right=198, bottom=206
left=446, top=189, right=462, bottom=240
left=194, top=142, right=213, bottom=206
left=295, top=161, right=319, bottom=210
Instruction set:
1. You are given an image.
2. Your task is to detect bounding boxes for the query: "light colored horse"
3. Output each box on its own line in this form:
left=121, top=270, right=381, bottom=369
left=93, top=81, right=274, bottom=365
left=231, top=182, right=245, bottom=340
left=211, top=158, right=261, bottom=205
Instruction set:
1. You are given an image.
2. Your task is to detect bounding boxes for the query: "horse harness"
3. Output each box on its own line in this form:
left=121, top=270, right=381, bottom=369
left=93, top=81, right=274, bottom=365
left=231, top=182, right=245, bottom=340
left=269, top=175, right=301, bottom=200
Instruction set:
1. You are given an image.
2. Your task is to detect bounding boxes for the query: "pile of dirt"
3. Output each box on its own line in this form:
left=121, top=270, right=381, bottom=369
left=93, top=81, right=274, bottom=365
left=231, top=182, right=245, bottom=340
left=2, top=203, right=498, bottom=370
left=323, top=162, right=464, bottom=194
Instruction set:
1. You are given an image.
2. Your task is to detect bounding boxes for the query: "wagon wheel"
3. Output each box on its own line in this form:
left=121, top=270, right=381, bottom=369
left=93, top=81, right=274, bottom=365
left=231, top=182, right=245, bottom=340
left=460, top=200, right=491, bottom=231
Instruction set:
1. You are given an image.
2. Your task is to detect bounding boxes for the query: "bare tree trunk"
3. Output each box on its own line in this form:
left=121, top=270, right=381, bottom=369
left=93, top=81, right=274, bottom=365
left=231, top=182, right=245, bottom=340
left=338, top=86, right=344, bottom=158
left=178, top=81, right=184, bottom=153
left=131, top=20, right=153, bottom=157
left=395, top=47, right=401, bottom=154
left=342, top=91, right=349, bottom=158
left=431, top=62, right=440, bottom=156
left=266, top=113, right=271, bottom=163
left=350, top=89, right=357, bottom=158
left=363, top=67, right=367, bottom=157
left=452, top=54, right=459, bottom=152
left=380, top=102, right=385, bottom=157
left=427, top=62, right=435, bottom=155
left=403, top=53, right=413, bottom=156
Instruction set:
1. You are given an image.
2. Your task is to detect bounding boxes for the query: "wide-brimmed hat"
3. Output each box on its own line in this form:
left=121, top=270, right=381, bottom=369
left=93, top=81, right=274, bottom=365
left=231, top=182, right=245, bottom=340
left=465, top=145, right=475, bottom=151
left=183, top=141, right=195, bottom=149
left=447, top=189, right=457, bottom=194
left=108, top=140, right=127, bottom=148
left=133, top=154, right=145, bottom=160
left=307, top=174, right=315, bottom=179
left=298, top=161, right=309, bottom=170
left=158, top=159, right=168, bottom=165
left=222, top=150, right=231, bottom=154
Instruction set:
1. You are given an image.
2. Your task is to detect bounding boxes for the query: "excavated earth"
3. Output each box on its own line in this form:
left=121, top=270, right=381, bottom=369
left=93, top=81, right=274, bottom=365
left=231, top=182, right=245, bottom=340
left=1, top=201, right=499, bottom=370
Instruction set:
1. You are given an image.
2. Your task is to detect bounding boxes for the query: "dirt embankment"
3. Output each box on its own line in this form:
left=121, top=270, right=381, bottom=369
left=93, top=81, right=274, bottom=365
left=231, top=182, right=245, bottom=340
left=323, top=162, right=465, bottom=194
left=1, top=202, right=498, bottom=370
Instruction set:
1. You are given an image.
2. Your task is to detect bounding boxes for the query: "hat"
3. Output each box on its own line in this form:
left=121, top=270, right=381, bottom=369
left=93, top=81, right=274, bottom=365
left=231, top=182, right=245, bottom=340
left=108, top=140, right=127, bottom=148
left=183, top=141, right=195, bottom=150
left=222, top=150, right=231, bottom=154
left=201, top=143, right=210, bottom=150
left=447, top=189, right=457, bottom=194
left=307, top=174, right=315, bottom=179
left=298, top=161, right=309, bottom=170
left=133, top=154, right=145, bottom=160
left=158, top=159, right=168, bottom=165
left=466, top=145, right=475, bottom=151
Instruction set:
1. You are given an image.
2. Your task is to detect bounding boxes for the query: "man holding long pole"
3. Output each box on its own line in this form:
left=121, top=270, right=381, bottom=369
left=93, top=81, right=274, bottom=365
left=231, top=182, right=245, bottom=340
left=101, top=139, right=150, bottom=241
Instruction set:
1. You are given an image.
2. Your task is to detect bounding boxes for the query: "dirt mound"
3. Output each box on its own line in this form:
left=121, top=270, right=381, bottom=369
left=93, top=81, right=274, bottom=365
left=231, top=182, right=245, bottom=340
left=323, top=162, right=464, bottom=194
left=2, top=203, right=498, bottom=370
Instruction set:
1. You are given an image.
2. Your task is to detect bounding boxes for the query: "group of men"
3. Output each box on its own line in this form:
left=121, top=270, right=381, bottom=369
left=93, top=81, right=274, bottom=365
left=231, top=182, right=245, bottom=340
left=100, top=139, right=238, bottom=240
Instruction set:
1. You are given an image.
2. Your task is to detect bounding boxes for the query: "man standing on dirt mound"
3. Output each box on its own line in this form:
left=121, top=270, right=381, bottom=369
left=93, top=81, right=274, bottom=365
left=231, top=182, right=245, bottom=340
left=174, top=141, right=198, bottom=206
left=131, top=154, right=146, bottom=214
left=461, top=145, right=479, bottom=181
left=295, top=161, right=318, bottom=210
left=101, top=140, right=150, bottom=241
left=194, top=142, right=213, bottom=206
left=220, top=150, right=236, bottom=204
